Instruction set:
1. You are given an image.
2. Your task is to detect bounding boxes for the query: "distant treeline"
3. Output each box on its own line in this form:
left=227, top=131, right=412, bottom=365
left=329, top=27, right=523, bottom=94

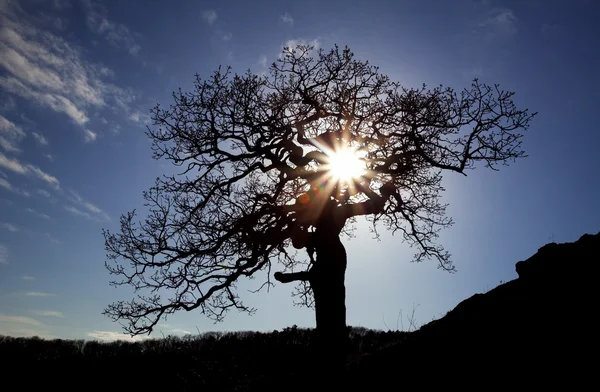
left=1, top=326, right=408, bottom=391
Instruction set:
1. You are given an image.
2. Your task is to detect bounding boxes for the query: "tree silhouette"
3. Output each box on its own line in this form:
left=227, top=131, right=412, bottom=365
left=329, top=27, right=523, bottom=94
left=103, top=45, right=535, bottom=364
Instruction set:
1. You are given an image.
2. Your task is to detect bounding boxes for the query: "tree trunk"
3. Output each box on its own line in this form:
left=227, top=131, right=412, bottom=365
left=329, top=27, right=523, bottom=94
left=309, top=219, right=348, bottom=375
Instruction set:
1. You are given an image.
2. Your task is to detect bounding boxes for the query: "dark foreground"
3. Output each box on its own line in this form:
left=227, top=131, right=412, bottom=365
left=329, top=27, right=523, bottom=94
left=3, top=232, right=598, bottom=390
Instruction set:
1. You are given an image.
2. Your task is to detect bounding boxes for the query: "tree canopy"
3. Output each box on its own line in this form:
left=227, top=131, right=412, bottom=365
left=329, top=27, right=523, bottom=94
left=103, top=45, right=535, bottom=336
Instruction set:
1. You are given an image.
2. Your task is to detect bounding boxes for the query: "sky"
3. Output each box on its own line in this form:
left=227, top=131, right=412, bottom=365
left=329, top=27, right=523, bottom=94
left=0, top=0, right=598, bottom=342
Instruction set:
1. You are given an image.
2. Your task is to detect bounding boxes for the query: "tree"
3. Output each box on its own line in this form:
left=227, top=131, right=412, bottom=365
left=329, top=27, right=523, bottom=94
left=103, top=45, right=535, bottom=366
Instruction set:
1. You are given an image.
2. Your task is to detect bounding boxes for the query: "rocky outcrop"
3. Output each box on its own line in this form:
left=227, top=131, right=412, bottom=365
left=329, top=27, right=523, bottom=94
left=344, top=232, right=600, bottom=388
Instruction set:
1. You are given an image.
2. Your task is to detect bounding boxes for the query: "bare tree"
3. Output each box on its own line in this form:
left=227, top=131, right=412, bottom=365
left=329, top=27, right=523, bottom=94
left=103, top=45, right=535, bottom=364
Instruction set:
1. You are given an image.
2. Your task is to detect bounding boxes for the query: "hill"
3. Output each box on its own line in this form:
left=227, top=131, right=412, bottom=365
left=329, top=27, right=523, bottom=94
left=343, top=231, right=599, bottom=388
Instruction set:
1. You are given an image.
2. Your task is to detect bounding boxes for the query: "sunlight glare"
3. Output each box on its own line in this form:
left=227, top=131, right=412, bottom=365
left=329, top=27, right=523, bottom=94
left=327, top=147, right=366, bottom=183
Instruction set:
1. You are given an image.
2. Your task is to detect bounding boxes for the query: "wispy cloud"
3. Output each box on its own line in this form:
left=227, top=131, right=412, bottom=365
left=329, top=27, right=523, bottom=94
left=26, top=207, right=50, bottom=219
left=84, top=128, right=97, bottom=143
left=0, top=152, right=60, bottom=189
left=88, top=331, right=149, bottom=342
left=0, top=114, right=26, bottom=152
left=81, top=0, right=142, bottom=55
left=65, top=189, right=110, bottom=221
left=222, top=32, right=232, bottom=41
left=0, top=1, right=139, bottom=142
left=1, top=222, right=19, bottom=232
left=31, top=132, right=48, bottom=145
left=24, top=291, right=56, bottom=297
left=202, top=10, right=217, bottom=25
left=280, top=13, right=294, bottom=26
left=258, top=55, right=268, bottom=68
left=0, top=177, right=12, bottom=191
left=0, top=245, right=8, bottom=264
left=32, top=310, right=64, bottom=318
left=37, top=189, right=51, bottom=198
left=281, top=38, right=321, bottom=57
left=477, top=7, right=518, bottom=40
left=22, top=275, right=35, bottom=280
left=0, top=314, right=41, bottom=326
left=0, top=313, right=55, bottom=339
left=45, top=232, right=60, bottom=244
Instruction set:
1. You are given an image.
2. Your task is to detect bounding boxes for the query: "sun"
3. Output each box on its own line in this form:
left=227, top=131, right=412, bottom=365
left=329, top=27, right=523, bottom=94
left=326, top=146, right=366, bottom=184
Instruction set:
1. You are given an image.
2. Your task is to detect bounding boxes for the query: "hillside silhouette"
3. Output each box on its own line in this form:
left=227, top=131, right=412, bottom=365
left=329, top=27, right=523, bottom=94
left=342, top=231, right=599, bottom=389
left=2, top=232, right=597, bottom=390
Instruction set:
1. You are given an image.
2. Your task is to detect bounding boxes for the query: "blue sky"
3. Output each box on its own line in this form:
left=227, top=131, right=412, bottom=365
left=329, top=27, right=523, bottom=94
left=0, top=0, right=598, bottom=342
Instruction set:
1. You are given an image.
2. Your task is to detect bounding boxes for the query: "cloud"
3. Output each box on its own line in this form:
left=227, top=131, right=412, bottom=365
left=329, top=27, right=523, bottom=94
left=0, top=1, right=138, bottom=142
left=258, top=55, right=268, bottom=68
left=0, top=245, right=8, bottom=264
left=26, top=207, right=50, bottom=219
left=0, top=313, right=54, bottom=339
left=66, top=189, right=110, bottom=221
left=280, top=13, right=294, bottom=26
left=84, top=129, right=97, bottom=142
left=24, top=292, right=56, bottom=297
left=81, top=0, right=142, bottom=55
left=202, top=10, right=217, bottom=25
left=88, top=331, right=149, bottom=342
left=0, top=152, right=60, bottom=189
left=45, top=233, right=60, bottom=244
left=0, top=177, right=12, bottom=191
left=0, top=114, right=26, bottom=152
left=169, top=328, right=192, bottom=335
left=222, top=32, right=232, bottom=41
left=64, top=205, right=91, bottom=219
left=31, top=132, right=48, bottom=145
left=32, top=310, right=64, bottom=318
left=0, top=314, right=41, bottom=326
left=22, top=275, right=35, bottom=280
left=1, top=222, right=18, bottom=232
left=477, top=8, right=517, bottom=39
left=281, top=38, right=321, bottom=58
left=128, top=112, right=140, bottom=122
left=37, top=189, right=51, bottom=198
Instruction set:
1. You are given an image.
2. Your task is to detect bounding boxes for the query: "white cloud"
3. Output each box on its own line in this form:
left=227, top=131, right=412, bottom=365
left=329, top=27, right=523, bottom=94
left=32, top=310, right=64, bottom=318
left=67, top=189, right=110, bottom=221
left=31, top=132, right=48, bottom=145
left=88, top=331, right=149, bottom=342
left=0, top=152, right=60, bottom=189
left=169, top=328, right=192, bottom=335
left=477, top=8, right=518, bottom=39
left=45, top=232, right=60, bottom=244
left=280, top=13, right=294, bottom=26
left=26, top=207, right=50, bottom=219
left=202, top=10, right=217, bottom=25
left=44, top=153, right=53, bottom=161
left=0, top=314, right=41, bottom=326
left=64, top=205, right=91, bottom=219
left=22, top=275, right=35, bottom=280
left=0, top=245, right=8, bottom=264
left=37, top=189, right=51, bottom=198
left=258, top=55, right=267, bottom=68
left=0, top=177, right=12, bottom=191
left=24, top=291, right=56, bottom=297
left=84, top=128, right=97, bottom=142
left=128, top=112, right=140, bottom=122
left=281, top=38, right=321, bottom=58
left=0, top=114, right=26, bottom=152
left=0, top=313, right=54, bottom=339
left=222, top=32, right=232, bottom=41
left=82, top=0, right=142, bottom=55
left=1, top=222, right=19, bottom=232
left=0, top=2, right=139, bottom=142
